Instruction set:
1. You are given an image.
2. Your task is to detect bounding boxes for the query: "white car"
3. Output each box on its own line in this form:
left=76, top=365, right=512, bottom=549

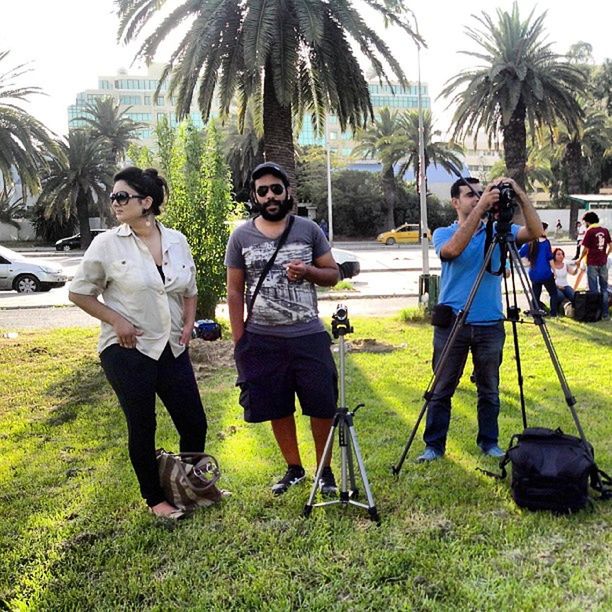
left=0, top=245, right=67, bottom=293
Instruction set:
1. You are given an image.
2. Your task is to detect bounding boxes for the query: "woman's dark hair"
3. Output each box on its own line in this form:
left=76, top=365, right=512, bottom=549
left=113, top=166, right=169, bottom=215
left=527, top=239, right=539, bottom=265
left=552, top=247, right=565, bottom=262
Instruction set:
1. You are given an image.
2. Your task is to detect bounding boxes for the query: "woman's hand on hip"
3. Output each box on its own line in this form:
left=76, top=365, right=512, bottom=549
left=112, top=316, right=143, bottom=349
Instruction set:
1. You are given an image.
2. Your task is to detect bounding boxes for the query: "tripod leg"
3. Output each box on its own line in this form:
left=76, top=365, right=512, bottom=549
left=303, top=414, right=338, bottom=517
left=346, top=422, right=380, bottom=523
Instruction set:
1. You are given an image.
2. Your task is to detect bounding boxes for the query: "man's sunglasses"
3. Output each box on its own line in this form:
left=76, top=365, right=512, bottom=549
left=110, top=191, right=145, bottom=204
left=256, top=184, right=285, bottom=197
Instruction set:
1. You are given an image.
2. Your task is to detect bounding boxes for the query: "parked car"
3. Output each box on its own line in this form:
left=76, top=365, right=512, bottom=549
left=0, top=245, right=67, bottom=293
left=55, top=229, right=106, bottom=251
left=376, top=223, right=431, bottom=245
left=331, top=248, right=360, bottom=279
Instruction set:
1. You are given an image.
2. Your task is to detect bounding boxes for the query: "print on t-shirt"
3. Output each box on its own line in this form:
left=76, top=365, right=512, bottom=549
left=243, top=241, right=318, bottom=325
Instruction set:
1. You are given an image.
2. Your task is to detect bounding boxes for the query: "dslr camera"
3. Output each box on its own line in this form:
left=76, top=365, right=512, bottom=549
left=192, top=319, right=222, bottom=341
left=490, top=182, right=517, bottom=222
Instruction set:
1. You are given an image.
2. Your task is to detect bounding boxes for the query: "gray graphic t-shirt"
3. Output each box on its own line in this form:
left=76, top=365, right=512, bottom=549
left=224, top=216, right=331, bottom=337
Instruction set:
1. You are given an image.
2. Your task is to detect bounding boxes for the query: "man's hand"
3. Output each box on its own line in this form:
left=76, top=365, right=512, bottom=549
left=286, top=260, right=309, bottom=282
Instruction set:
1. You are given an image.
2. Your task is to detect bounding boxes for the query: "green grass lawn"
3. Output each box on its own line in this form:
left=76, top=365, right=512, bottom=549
left=0, top=317, right=610, bottom=610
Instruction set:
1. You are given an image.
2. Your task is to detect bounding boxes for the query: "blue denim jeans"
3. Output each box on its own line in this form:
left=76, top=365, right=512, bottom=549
left=556, top=285, right=575, bottom=304
left=424, top=322, right=506, bottom=454
left=586, top=265, right=609, bottom=318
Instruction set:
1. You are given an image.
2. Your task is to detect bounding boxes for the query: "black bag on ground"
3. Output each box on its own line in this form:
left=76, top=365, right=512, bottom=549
left=574, top=291, right=602, bottom=322
left=496, top=427, right=611, bottom=513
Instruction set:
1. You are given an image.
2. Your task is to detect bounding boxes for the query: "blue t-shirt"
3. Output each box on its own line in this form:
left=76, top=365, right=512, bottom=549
left=518, top=239, right=554, bottom=282
left=433, top=221, right=520, bottom=324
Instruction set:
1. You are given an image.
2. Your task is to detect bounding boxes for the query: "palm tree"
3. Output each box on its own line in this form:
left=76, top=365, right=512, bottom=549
left=353, top=108, right=408, bottom=230
left=396, top=110, right=464, bottom=191
left=76, top=97, right=144, bottom=164
left=550, top=109, right=612, bottom=233
left=440, top=3, right=585, bottom=189
left=0, top=189, right=26, bottom=230
left=0, top=50, right=57, bottom=197
left=37, top=131, right=112, bottom=249
left=221, top=110, right=264, bottom=201
left=115, top=0, right=420, bottom=187
left=488, top=145, right=554, bottom=193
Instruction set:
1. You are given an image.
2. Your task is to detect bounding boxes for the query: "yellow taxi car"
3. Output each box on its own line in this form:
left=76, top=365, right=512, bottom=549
left=376, top=223, right=431, bottom=245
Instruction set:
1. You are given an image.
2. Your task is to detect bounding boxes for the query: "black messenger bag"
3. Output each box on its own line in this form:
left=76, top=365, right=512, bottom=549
left=496, top=427, right=611, bottom=513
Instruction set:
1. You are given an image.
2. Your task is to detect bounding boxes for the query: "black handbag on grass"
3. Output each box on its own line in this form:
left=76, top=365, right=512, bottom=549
left=494, top=427, right=611, bottom=513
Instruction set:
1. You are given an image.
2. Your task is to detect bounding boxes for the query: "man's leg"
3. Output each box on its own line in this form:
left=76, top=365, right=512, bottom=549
left=586, top=265, right=598, bottom=292
left=597, top=265, right=609, bottom=319
left=422, top=324, right=470, bottom=455
left=271, top=415, right=302, bottom=466
left=310, top=417, right=333, bottom=466
left=471, top=322, right=506, bottom=453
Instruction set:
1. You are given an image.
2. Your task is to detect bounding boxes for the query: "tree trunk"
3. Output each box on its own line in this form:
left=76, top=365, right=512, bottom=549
left=564, top=141, right=583, bottom=239
left=262, top=62, right=296, bottom=193
left=381, top=164, right=397, bottom=231
left=77, top=191, right=92, bottom=249
left=502, top=103, right=527, bottom=191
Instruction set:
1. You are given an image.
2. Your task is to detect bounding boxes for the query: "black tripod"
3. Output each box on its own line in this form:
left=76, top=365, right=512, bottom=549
left=303, top=305, right=380, bottom=523
left=392, top=214, right=602, bottom=487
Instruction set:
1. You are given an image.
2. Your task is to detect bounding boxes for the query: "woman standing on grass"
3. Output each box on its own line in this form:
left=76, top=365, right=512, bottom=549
left=69, top=166, right=206, bottom=520
left=551, top=247, right=577, bottom=305
left=519, top=222, right=559, bottom=316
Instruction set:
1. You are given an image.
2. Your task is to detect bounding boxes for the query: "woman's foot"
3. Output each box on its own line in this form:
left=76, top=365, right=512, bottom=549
left=148, top=501, right=186, bottom=520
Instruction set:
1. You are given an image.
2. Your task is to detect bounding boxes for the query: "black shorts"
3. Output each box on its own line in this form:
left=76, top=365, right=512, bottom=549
left=233, top=331, right=338, bottom=423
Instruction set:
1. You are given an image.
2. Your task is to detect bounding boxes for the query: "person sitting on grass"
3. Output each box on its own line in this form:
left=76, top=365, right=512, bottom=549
left=551, top=247, right=577, bottom=307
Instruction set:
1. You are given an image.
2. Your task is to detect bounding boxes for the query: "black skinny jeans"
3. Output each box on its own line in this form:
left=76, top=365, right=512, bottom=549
left=100, top=343, right=207, bottom=507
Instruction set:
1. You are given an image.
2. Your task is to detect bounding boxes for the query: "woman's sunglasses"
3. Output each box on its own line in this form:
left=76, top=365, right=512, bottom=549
left=256, top=184, right=285, bottom=197
left=110, top=191, right=145, bottom=204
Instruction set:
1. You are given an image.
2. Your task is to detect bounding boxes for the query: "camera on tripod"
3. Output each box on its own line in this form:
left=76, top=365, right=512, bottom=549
left=192, top=319, right=222, bottom=341
left=331, top=304, right=353, bottom=337
left=490, top=182, right=517, bottom=223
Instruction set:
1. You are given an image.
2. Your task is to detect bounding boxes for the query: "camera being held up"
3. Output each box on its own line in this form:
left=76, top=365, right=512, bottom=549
left=490, top=182, right=517, bottom=223
left=192, top=319, right=222, bottom=341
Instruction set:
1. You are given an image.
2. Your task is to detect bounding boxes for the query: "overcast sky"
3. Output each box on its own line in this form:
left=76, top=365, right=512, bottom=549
left=3, top=0, right=611, bottom=137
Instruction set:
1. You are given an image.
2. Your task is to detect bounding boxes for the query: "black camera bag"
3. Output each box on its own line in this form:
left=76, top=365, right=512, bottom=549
left=495, top=427, right=611, bottom=513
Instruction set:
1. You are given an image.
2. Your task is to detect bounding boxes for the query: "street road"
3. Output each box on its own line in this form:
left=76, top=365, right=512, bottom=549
left=0, top=243, right=430, bottom=329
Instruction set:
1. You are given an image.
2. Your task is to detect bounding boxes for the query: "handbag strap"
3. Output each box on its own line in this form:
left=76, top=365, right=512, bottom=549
left=245, top=214, right=295, bottom=325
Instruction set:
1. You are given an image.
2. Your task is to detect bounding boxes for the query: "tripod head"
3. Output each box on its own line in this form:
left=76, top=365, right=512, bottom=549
left=331, top=303, right=353, bottom=338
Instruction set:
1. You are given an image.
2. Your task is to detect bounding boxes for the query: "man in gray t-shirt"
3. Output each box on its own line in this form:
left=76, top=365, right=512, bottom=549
left=225, top=162, right=340, bottom=496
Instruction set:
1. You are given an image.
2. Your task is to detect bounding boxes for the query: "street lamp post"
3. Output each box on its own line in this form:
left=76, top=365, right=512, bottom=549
left=409, top=10, right=438, bottom=310
left=325, top=120, right=334, bottom=245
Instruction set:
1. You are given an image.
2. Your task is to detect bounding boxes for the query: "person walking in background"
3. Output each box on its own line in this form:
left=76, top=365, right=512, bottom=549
left=69, top=167, right=207, bottom=520
left=319, top=218, right=329, bottom=240
left=577, top=211, right=611, bottom=320
left=520, top=222, right=559, bottom=316
left=573, top=220, right=586, bottom=261
left=226, top=162, right=340, bottom=496
left=551, top=247, right=577, bottom=306
left=555, top=219, right=562, bottom=238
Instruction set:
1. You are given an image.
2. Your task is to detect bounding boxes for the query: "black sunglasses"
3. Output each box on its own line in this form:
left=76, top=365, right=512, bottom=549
left=256, top=184, right=285, bottom=197
left=110, top=191, right=145, bottom=204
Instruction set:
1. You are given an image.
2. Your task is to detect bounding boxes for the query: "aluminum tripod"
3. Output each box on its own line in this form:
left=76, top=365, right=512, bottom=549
left=303, top=306, right=380, bottom=523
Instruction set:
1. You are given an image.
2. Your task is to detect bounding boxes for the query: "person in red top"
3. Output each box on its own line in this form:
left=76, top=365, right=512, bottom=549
left=578, top=211, right=611, bottom=320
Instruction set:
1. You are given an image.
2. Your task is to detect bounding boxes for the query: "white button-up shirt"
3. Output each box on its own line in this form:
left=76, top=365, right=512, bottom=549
left=70, top=222, right=197, bottom=360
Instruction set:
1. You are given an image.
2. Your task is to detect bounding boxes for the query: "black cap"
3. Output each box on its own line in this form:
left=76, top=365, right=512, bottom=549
left=251, top=162, right=290, bottom=187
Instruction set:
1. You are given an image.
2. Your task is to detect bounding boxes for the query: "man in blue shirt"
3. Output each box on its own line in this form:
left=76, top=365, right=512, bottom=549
left=418, top=177, right=542, bottom=462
